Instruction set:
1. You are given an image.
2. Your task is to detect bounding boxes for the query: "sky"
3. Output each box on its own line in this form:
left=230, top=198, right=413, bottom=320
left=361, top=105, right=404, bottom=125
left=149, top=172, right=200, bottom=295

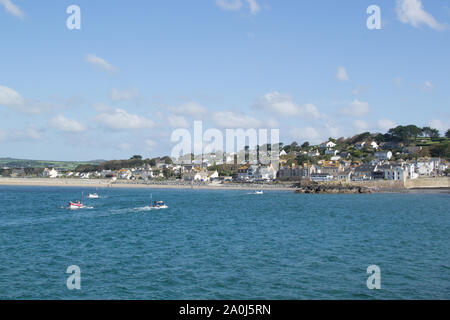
left=0, top=0, right=449, bottom=161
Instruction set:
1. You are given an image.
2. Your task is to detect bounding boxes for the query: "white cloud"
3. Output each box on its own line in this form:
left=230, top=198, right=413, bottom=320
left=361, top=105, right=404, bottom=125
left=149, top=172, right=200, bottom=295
left=246, top=0, right=260, bottom=15
left=336, top=66, right=349, bottom=81
left=111, top=88, right=139, bottom=101
left=215, top=0, right=260, bottom=15
left=339, top=100, right=370, bottom=117
left=290, top=127, right=322, bottom=144
left=49, top=115, right=87, bottom=133
left=429, top=119, right=446, bottom=132
left=0, top=85, right=25, bottom=107
left=212, top=111, right=261, bottom=128
left=216, top=0, right=243, bottom=11
left=254, top=92, right=322, bottom=118
left=299, top=103, right=322, bottom=119
left=0, top=0, right=24, bottom=19
left=168, top=114, right=189, bottom=128
left=85, top=54, right=117, bottom=73
left=354, top=120, right=369, bottom=131
left=169, top=102, right=208, bottom=116
left=0, top=126, right=43, bottom=142
left=0, top=85, right=55, bottom=114
left=93, top=103, right=112, bottom=112
left=255, top=92, right=299, bottom=116
left=423, top=80, right=434, bottom=90
left=266, top=118, right=279, bottom=128
left=396, top=0, right=446, bottom=30
left=378, top=118, right=397, bottom=131
left=96, top=108, right=156, bottom=130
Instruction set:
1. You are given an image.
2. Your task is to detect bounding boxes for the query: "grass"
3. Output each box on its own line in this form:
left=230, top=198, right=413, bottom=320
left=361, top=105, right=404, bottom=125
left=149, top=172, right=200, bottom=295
left=0, top=158, right=102, bottom=170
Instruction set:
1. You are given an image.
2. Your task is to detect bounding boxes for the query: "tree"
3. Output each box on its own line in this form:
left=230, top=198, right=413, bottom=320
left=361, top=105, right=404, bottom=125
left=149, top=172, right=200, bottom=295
left=422, top=127, right=440, bottom=138
left=130, top=155, right=142, bottom=160
left=446, top=129, right=450, bottom=139
left=388, top=125, right=422, bottom=142
left=430, top=142, right=450, bottom=158
left=301, top=142, right=310, bottom=149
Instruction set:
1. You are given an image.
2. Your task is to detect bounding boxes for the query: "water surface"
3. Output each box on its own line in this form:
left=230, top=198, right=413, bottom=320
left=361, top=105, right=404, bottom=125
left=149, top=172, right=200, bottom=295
left=0, top=186, right=448, bottom=299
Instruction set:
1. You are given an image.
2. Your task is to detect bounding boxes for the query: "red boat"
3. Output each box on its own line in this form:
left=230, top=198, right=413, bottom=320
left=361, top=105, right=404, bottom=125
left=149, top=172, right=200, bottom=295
left=69, top=201, right=84, bottom=210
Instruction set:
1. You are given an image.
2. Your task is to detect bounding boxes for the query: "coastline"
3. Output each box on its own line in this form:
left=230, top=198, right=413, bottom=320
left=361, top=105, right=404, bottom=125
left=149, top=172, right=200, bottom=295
left=0, top=177, right=448, bottom=193
left=0, top=178, right=295, bottom=191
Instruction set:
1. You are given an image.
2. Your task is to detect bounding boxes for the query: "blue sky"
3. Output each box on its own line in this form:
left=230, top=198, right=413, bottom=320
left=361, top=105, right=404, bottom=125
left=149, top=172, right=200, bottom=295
left=0, top=0, right=449, bottom=161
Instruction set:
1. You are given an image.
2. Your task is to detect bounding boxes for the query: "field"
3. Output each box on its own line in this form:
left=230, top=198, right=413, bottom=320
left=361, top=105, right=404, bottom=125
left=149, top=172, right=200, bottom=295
left=0, top=158, right=103, bottom=170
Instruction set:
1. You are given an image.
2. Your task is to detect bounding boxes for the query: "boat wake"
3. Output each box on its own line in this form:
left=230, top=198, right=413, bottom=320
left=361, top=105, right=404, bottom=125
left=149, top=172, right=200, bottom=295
left=64, top=206, right=94, bottom=211
left=108, top=206, right=167, bottom=215
left=135, top=206, right=168, bottom=211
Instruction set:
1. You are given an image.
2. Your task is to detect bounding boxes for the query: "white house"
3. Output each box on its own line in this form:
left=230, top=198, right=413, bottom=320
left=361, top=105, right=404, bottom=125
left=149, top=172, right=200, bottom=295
left=337, top=171, right=352, bottom=182
left=118, top=169, right=133, bottom=180
left=415, top=158, right=440, bottom=176
left=43, top=168, right=58, bottom=178
left=310, top=173, right=334, bottom=182
left=208, top=170, right=219, bottom=180
left=355, top=142, right=366, bottom=150
left=307, top=150, right=320, bottom=157
left=325, top=149, right=339, bottom=156
left=237, top=165, right=259, bottom=181
left=369, top=141, right=379, bottom=149
left=319, top=141, right=336, bottom=149
left=254, top=165, right=277, bottom=181
left=384, top=166, right=407, bottom=181
left=330, top=156, right=341, bottom=161
left=374, top=151, right=393, bottom=160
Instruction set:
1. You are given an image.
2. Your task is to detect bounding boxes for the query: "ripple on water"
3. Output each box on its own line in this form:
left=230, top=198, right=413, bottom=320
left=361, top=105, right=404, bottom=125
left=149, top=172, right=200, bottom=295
left=0, top=186, right=449, bottom=299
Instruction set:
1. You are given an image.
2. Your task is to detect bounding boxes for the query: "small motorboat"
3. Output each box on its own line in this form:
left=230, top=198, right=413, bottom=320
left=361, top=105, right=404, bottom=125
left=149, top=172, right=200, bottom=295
left=254, top=190, right=264, bottom=195
left=88, top=193, right=99, bottom=199
left=69, top=201, right=84, bottom=210
left=151, top=201, right=168, bottom=209
left=69, top=192, right=86, bottom=210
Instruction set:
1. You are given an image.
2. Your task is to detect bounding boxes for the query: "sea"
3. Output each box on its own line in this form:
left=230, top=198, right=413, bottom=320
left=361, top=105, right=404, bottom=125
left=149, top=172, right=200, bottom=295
left=0, top=185, right=448, bottom=299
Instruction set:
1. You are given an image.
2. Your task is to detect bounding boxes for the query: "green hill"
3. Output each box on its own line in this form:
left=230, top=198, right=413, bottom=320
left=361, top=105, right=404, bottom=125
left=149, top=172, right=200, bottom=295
left=0, top=158, right=104, bottom=171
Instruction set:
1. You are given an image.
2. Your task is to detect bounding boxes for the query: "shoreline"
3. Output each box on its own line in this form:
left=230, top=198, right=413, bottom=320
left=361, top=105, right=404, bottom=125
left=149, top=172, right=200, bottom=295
left=0, top=178, right=295, bottom=191
left=0, top=178, right=449, bottom=193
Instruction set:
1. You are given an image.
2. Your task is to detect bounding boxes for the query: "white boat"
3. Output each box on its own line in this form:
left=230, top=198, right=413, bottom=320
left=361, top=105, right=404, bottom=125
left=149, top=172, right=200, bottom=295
left=254, top=190, right=264, bottom=195
left=68, top=201, right=84, bottom=210
left=88, top=193, right=99, bottom=199
left=151, top=201, right=168, bottom=209
left=69, top=192, right=86, bottom=209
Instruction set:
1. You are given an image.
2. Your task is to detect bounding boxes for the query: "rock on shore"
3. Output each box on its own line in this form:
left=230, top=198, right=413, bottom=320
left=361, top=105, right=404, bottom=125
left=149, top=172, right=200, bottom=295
left=295, top=183, right=372, bottom=194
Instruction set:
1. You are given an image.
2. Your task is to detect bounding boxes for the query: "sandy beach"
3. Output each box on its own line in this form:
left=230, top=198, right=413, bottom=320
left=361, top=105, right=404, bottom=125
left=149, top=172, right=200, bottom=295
left=0, top=177, right=296, bottom=191
left=1, top=177, right=448, bottom=193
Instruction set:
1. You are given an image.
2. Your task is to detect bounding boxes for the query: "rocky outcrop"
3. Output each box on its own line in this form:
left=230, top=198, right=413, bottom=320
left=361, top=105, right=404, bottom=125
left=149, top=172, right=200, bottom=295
left=295, top=183, right=372, bottom=194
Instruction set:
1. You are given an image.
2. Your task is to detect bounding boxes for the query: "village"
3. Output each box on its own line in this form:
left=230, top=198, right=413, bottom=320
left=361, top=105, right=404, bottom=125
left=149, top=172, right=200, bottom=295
left=3, top=132, right=448, bottom=186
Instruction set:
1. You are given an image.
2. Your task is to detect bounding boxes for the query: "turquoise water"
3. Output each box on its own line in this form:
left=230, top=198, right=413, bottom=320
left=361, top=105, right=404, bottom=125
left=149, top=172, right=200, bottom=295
left=0, top=185, right=449, bottom=300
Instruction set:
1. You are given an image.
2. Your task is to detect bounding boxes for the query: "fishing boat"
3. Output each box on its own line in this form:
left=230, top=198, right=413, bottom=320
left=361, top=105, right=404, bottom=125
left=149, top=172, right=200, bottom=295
left=69, top=192, right=85, bottom=209
left=68, top=200, right=84, bottom=210
left=149, top=194, right=168, bottom=209
left=152, top=201, right=168, bottom=209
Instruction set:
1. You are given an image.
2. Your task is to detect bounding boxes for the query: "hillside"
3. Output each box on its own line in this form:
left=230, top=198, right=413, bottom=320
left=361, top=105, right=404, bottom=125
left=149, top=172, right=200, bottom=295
left=0, top=158, right=104, bottom=170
